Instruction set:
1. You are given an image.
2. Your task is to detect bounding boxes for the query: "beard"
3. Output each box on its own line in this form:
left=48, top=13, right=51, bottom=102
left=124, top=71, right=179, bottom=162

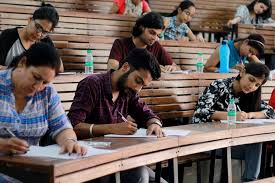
left=117, top=70, right=136, bottom=95
left=139, top=34, right=154, bottom=46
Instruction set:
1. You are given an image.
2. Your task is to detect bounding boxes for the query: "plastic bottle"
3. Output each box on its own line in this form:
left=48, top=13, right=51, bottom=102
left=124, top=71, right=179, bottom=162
left=85, top=49, right=94, bottom=74
left=219, top=40, right=230, bottom=73
left=227, top=99, right=236, bottom=125
left=196, top=52, right=204, bottom=73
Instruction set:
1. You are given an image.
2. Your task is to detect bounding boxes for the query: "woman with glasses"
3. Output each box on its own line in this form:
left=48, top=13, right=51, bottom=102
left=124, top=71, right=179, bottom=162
left=163, top=0, right=204, bottom=42
left=227, top=0, right=273, bottom=28
left=204, top=34, right=265, bottom=72
left=0, top=2, right=63, bottom=71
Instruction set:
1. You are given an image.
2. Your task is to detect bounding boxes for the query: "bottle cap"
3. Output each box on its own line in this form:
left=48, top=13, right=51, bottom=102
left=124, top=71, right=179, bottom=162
left=222, top=40, right=228, bottom=44
left=87, top=49, right=92, bottom=54
left=229, top=99, right=235, bottom=104
left=198, top=52, right=203, bottom=56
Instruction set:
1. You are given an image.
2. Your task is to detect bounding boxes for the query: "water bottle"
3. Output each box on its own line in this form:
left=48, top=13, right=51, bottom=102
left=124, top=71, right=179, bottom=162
left=227, top=99, right=236, bottom=125
left=85, top=49, right=94, bottom=74
left=219, top=40, right=230, bottom=73
left=196, top=52, right=204, bottom=73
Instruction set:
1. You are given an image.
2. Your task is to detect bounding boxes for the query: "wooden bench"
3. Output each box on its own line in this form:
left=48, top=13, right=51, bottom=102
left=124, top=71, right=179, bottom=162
left=0, top=0, right=113, bottom=13
left=53, top=73, right=275, bottom=119
left=250, top=177, right=275, bottom=182
left=50, top=34, right=218, bottom=72
left=237, top=24, right=275, bottom=54
left=150, top=0, right=275, bottom=42
left=0, top=6, right=136, bottom=37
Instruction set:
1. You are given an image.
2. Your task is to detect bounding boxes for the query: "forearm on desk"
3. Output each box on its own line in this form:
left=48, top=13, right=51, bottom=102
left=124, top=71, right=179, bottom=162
left=74, top=122, right=114, bottom=139
left=211, top=111, right=227, bottom=121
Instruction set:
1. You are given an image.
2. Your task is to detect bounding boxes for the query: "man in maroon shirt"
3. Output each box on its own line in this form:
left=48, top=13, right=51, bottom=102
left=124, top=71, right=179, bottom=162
left=68, top=48, right=166, bottom=183
left=108, top=12, right=180, bottom=73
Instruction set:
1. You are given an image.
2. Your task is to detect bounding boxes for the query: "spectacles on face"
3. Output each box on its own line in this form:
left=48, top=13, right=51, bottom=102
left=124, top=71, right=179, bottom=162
left=183, top=10, right=194, bottom=18
left=34, top=21, right=51, bottom=37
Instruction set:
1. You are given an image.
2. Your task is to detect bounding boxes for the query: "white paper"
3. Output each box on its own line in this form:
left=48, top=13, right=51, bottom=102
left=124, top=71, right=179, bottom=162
left=20, top=141, right=115, bottom=159
left=163, top=129, right=191, bottom=136
left=221, top=119, right=264, bottom=124
left=170, top=70, right=192, bottom=74
left=104, top=128, right=191, bottom=138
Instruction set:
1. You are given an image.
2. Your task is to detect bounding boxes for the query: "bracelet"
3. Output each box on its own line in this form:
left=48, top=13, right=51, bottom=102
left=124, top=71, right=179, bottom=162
left=89, top=124, right=94, bottom=137
left=150, top=120, right=163, bottom=127
left=62, top=137, right=77, bottom=145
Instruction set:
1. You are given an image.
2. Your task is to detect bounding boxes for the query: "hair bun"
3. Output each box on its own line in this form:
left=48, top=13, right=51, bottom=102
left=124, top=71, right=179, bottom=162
left=41, top=2, right=54, bottom=8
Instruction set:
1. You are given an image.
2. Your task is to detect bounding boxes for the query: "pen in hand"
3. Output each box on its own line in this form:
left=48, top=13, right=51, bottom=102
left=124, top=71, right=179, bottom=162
left=118, top=111, right=127, bottom=122
left=3, top=127, right=29, bottom=154
left=3, top=127, right=16, bottom=137
left=236, top=105, right=242, bottom=112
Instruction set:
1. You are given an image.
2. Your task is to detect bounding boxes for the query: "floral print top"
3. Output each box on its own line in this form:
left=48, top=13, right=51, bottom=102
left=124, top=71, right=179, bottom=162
left=192, top=77, right=274, bottom=123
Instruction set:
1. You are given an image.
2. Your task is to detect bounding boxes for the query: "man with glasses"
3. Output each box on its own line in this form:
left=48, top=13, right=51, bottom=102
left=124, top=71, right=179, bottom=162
left=0, top=3, right=64, bottom=71
left=107, top=12, right=180, bottom=73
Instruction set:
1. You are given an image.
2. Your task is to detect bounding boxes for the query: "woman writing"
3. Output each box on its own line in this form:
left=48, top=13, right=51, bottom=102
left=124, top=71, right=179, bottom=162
left=0, top=43, right=86, bottom=181
left=193, top=62, right=274, bottom=181
left=204, top=34, right=265, bottom=72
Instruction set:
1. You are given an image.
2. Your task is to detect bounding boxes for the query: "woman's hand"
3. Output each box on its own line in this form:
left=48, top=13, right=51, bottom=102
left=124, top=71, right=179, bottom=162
left=233, top=64, right=245, bottom=71
left=0, top=137, right=29, bottom=155
left=236, top=111, right=249, bottom=121
left=59, top=139, right=87, bottom=156
left=196, top=34, right=205, bottom=42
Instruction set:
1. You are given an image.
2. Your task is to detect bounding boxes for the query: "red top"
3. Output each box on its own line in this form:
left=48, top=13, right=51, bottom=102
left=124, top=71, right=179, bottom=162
left=269, top=88, right=275, bottom=109
left=114, top=0, right=150, bottom=14
left=109, top=37, right=173, bottom=66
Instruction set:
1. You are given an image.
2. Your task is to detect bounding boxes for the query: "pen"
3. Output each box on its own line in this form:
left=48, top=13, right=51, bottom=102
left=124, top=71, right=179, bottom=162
left=3, top=127, right=16, bottom=137
left=236, top=105, right=242, bottom=112
left=118, top=111, right=127, bottom=122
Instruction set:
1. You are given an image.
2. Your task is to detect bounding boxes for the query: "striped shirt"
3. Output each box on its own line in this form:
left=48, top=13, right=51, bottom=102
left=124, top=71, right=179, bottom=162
left=0, top=69, right=72, bottom=145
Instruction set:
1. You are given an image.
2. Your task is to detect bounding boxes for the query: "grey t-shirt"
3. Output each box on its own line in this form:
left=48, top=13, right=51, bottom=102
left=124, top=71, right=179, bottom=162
left=235, top=5, right=274, bottom=24
left=5, top=39, right=25, bottom=66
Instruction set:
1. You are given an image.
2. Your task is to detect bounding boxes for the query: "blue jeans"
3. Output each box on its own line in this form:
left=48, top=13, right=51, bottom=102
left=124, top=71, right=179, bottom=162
left=93, top=166, right=167, bottom=183
left=216, top=143, right=262, bottom=182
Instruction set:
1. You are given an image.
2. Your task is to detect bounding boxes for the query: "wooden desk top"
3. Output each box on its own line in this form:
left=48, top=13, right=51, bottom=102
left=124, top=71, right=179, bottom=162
left=2, top=122, right=275, bottom=182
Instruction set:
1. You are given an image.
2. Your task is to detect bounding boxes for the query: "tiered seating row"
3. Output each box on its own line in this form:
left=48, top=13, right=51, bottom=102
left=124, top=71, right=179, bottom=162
left=53, top=73, right=275, bottom=120
left=0, top=6, right=135, bottom=37
left=51, top=34, right=218, bottom=72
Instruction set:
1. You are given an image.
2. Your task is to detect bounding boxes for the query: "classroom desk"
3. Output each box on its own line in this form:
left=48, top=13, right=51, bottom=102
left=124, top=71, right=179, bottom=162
left=1, top=122, right=275, bottom=183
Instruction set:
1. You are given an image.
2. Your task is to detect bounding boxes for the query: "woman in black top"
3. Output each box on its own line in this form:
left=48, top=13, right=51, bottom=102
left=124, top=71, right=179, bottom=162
left=0, top=2, right=63, bottom=71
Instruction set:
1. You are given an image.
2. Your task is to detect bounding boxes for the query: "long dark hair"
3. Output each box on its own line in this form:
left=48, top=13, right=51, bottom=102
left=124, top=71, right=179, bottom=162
left=9, top=42, right=61, bottom=75
left=235, top=34, right=265, bottom=58
left=237, top=62, right=270, bottom=112
left=168, top=0, right=195, bottom=17
left=247, top=0, right=272, bottom=22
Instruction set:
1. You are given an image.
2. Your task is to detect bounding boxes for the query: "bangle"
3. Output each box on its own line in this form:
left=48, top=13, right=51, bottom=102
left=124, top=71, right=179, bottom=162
left=89, top=124, right=94, bottom=137
left=150, top=120, right=162, bottom=127
left=62, top=137, right=77, bottom=145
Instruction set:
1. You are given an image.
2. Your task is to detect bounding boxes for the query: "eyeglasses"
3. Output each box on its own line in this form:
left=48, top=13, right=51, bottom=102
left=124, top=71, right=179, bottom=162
left=34, top=21, right=51, bottom=36
left=183, top=10, right=194, bottom=18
